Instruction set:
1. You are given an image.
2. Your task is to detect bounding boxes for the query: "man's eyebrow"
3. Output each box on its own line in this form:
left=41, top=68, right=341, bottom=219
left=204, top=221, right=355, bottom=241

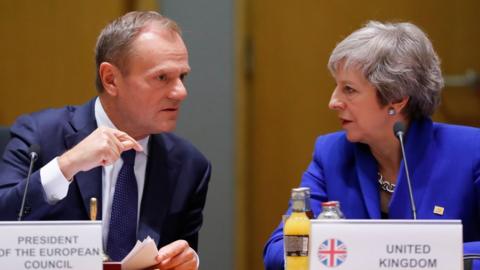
left=147, top=66, right=191, bottom=76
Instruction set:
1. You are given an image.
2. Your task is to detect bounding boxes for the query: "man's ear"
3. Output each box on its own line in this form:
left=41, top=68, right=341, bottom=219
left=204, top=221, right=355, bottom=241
left=99, top=62, right=121, bottom=96
left=391, top=96, right=409, bottom=114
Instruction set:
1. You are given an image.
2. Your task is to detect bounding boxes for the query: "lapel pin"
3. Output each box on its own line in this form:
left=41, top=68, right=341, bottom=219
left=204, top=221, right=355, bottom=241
left=433, top=205, right=444, bottom=216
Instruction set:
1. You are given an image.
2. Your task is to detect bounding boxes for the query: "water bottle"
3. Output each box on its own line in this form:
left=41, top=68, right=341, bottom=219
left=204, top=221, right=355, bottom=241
left=317, top=201, right=345, bottom=219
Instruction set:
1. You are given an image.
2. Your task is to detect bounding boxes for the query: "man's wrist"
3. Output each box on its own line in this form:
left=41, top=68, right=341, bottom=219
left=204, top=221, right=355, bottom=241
left=58, top=150, right=76, bottom=181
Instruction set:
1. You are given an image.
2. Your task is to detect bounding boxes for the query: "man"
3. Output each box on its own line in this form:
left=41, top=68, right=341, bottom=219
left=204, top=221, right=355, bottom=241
left=0, top=11, right=210, bottom=270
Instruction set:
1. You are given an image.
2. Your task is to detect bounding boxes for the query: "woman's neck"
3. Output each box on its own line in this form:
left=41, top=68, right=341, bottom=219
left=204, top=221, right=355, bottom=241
left=368, top=118, right=410, bottom=180
left=367, top=127, right=404, bottom=182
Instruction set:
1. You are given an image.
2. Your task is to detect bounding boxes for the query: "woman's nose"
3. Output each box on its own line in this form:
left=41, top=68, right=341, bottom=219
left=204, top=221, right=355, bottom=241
left=328, top=90, right=345, bottom=110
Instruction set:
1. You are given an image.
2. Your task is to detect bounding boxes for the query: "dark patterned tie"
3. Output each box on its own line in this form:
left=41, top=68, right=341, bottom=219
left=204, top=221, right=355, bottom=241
left=106, top=149, right=138, bottom=261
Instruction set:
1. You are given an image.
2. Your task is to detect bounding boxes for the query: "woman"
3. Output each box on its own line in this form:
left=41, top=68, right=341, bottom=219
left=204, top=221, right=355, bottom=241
left=263, top=21, right=480, bottom=269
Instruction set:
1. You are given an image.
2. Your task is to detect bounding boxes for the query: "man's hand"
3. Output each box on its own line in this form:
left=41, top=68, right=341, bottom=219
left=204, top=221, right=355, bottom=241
left=154, top=240, right=198, bottom=270
left=58, top=126, right=142, bottom=180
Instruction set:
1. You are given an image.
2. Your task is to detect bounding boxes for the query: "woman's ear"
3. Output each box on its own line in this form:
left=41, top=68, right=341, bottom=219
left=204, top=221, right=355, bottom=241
left=390, top=96, right=409, bottom=114
left=99, top=62, right=121, bottom=96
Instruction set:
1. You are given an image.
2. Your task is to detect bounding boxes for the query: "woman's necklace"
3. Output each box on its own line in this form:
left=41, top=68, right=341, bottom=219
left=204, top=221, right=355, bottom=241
left=378, top=172, right=395, bottom=193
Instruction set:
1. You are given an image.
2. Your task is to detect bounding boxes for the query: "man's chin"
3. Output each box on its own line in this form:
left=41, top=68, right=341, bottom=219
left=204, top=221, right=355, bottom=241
left=154, top=123, right=177, bottom=134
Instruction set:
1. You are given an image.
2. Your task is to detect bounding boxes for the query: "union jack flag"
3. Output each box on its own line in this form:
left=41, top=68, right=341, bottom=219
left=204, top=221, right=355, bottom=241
left=318, top=239, right=347, bottom=267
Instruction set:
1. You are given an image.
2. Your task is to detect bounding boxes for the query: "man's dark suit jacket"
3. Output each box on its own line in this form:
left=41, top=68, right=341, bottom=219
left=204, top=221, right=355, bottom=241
left=0, top=98, right=211, bottom=251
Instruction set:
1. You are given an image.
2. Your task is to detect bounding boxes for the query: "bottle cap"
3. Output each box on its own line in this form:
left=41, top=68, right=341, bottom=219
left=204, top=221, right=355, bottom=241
left=321, top=201, right=339, bottom=207
left=294, top=187, right=311, bottom=196
left=291, top=188, right=306, bottom=200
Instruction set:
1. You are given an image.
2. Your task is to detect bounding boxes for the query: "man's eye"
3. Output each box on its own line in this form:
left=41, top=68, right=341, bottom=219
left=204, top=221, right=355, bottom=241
left=180, top=73, right=188, bottom=81
left=158, top=75, right=167, bottom=81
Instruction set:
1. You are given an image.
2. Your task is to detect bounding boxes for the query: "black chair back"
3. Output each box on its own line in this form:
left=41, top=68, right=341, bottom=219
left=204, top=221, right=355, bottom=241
left=0, top=126, right=10, bottom=157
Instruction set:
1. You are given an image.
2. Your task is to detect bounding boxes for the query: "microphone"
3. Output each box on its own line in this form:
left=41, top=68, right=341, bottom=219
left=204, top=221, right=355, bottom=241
left=393, top=122, right=417, bottom=219
left=18, top=144, right=40, bottom=221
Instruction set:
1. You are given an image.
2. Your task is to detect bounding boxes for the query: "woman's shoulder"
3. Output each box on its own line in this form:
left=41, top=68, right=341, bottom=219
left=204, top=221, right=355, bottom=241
left=314, top=130, right=348, bottom=145
left=431, top=122, right=480, bottom=150
left=432, top=122, right=480, bottom=139
left=313, top=131, right=356, bottom=154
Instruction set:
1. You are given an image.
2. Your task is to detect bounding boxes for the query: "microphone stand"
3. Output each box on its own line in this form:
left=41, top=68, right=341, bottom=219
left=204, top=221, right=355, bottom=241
left=18, top=148, right=39, bottom=221
left=394, top=122, right=417, bottom=220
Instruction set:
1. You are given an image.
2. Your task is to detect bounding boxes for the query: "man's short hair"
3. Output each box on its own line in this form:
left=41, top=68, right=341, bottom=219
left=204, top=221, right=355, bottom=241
left=95, top=11, right=181, bottom=92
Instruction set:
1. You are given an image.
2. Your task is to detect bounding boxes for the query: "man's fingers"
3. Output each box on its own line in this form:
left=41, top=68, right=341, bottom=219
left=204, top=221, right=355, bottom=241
left=159, top=247, right=196, bottom=270
left=116, top=132, right=143, bottom=151
left=58, top=126, right=144, bottom=177
left=156, top=240, right=189, bottom=263
left=121, top=140, right=141, bottom=152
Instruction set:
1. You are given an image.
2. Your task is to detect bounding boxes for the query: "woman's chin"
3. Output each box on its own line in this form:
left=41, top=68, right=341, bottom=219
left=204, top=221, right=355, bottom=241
left=345, top=132, right=361, bottom=143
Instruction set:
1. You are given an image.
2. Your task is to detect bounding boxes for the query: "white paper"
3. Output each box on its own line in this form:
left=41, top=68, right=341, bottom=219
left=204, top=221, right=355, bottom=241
left=121, top=236, right=158, bottom=270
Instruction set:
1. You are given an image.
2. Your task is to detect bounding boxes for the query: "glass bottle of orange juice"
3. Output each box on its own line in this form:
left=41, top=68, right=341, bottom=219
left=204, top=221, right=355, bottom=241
left=284, top=188, right=310, bottom=270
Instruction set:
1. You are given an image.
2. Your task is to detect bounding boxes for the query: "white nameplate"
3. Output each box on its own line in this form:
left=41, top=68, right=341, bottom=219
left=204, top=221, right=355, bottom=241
left=0, top=221, right=102, bottom=270
left=309, top=219, right=462, bottom=270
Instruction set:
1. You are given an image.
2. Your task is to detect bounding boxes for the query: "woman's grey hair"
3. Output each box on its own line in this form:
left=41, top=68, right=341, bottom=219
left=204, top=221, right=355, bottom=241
left=328, top=21, right=444, bottom=119
left=95, top=11, right=181, bottom=92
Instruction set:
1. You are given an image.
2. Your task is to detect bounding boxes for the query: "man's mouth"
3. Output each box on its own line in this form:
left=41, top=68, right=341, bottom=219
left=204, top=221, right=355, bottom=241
left=162, top=107, right=179, bottom=112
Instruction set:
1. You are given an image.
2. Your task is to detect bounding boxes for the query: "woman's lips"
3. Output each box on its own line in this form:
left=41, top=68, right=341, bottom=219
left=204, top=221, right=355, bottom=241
left=341, top=119, right=352, bottom=126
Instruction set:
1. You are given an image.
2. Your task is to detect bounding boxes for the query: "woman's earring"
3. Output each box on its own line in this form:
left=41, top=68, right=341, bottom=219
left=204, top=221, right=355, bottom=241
left=388, top=108, right=396, bottom=116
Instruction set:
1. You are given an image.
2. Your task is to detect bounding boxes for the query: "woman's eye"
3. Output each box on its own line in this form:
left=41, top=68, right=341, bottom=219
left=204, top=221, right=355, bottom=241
left=344, top=86, right=355, bottom=94
left=158, top=75, right=167, bottom=81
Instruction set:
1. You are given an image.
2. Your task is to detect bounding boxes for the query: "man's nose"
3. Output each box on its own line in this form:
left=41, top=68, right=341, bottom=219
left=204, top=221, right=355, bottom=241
left=169, top=79, right=188, bottom=101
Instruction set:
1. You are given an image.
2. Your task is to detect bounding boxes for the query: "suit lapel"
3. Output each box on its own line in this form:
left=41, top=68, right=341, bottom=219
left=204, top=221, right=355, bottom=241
left=64, top=99, right=102, bottom=220
left=138, top=134, right=180, bottom=245
left=353, top=143, right=381, bottom=218
left=389, top=118, right=433, bottom=218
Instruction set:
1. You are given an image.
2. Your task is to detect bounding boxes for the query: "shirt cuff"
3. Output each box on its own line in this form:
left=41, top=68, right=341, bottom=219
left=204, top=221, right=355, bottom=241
left=40, top=157, right=71, bottom=203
